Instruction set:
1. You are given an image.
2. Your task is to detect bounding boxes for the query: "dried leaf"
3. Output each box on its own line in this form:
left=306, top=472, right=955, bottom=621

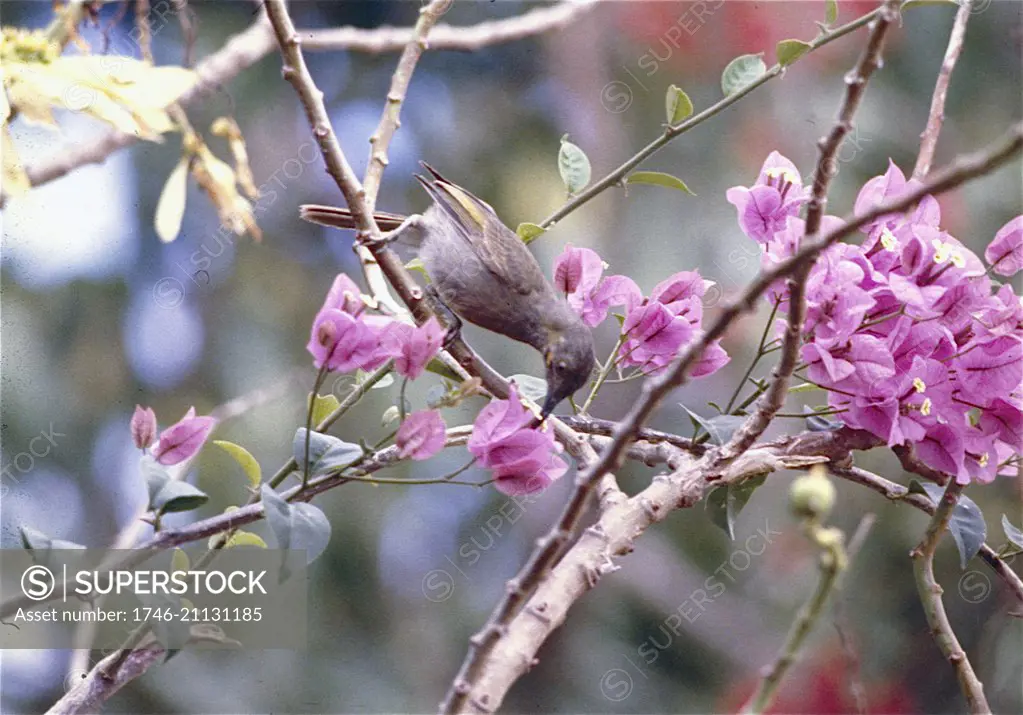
left=155, top=157, right=190, bottom=243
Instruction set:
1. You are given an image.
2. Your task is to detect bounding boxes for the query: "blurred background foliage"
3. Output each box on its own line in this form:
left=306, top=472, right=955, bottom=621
left=1, top=1, right=1021, bottom=713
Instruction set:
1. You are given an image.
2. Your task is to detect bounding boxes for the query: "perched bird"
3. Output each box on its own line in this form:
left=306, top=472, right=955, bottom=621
left=300, top=164, right=595, bottom=417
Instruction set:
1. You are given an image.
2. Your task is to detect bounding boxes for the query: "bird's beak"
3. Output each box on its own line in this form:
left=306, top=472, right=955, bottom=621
left=540, top=394, right=558, bottom=420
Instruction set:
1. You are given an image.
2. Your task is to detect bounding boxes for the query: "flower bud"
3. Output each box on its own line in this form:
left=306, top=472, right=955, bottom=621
left=131, top=405, right=157, bottom=450
left=789, top=465, right=836, bottom=521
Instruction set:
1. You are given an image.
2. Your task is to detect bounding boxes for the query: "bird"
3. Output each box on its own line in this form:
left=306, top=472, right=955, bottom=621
left=300, top=164, right=595, bottom=418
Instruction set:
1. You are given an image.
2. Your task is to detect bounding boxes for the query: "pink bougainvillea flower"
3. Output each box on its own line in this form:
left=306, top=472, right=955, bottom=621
left=853, top=160, right=941, bottom=234
left=554, top=244, right=605, bottom=297
left=131, top=405, right=157, bottom=450
left=467, top=383, right=567, bottom=495
left=984, top=215, right=1023, bottom=277
left=382, top=317, right=445, bottom=380
left=396, top=410, right=447, bottom=461
left=689, top=338, right=731, bottom=378
left=726, top=151, right=808, bottom=244
left=306, top=273, right=394, bottom=373
left=152, top=407, right=215, bottom=465
left=553, top=245, right=641, bottom=327
left=307, top=309, right=385, bottom=373
left=618, top=301, right=695, bottom=374
left=321, top=273, right=368, bottom=317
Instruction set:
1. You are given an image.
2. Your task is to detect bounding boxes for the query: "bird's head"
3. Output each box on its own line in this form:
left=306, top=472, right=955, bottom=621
left=541, top=307, right=595, bottom=418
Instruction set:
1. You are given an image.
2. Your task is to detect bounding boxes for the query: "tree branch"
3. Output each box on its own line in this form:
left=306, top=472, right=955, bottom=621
left=910, top=480, right=991, bottom=713
left=913, top=0, right=973, bottom=179
left=363, top=0, right=450, bottom=210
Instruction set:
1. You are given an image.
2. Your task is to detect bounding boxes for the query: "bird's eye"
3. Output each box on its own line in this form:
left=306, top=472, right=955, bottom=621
left=556, top=360, right=568, bottom=371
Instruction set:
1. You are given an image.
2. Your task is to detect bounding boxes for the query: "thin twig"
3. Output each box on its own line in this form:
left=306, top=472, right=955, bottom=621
left=913, top=0, right=973, bottom=179
left=171, top=0, right=198, bottom=68
left=830, top=466, right=1023, bottom=604
left=365, top=0, right=451, bottom=210
left=742, top=523, right=848, bottom=713
left=135, top=0, right=153, bottom=63
left=910, top=480, right=991, bottom=713
left=302, top=1, right=599, bottom=53
left=536, top=6, right=886, bottom=230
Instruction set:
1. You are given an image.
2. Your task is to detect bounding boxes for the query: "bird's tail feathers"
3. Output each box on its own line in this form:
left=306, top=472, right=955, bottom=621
left=299, top=204, right=407, bottom=232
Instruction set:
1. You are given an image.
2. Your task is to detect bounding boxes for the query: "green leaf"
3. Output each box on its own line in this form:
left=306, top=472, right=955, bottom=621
left=356, top=370, right=395, bottom=390
left=776, top=39, right=812, bottom=66
left=289, top=503, right=332, bottom=565
left=20, top=525, right=86, bottom=554
left=152, top=481, right=209, bottom=515
left=309, top=393, right=341, bottom=427
left=626, top=171, right=695, bottom=196
left=381, top=405, right=401, bottom=427
left=558, top=135, right=591, bottom=195
left=789, top=383, right=821, bottom=393
left=516, top=222, right=546, bottom=244
left=681, top=406, right=746, bottom=446
left=214, top=530, right=268, bottom=550
left=292, top=428, right=363, bottom=477
left=139, top=592, right=190, bottom=661
left=405, top=257, right=429, bottom=277
left=213, top=440, right=261, bottom=488
left=1002, top=514, right=1023, bottom=555
left=171, top=548, right=190, bottom=573
left=425, top=357, right=462, bottom=382
left=141, top=456, right=208, bottom=514
left=142, top=456, right=173, bottom=505
left=916, top=483, right=987, bottom=569
left=510, top=374, right=547, bottom=404
left=706, top=475, right=768, bottom=539
left=805, top=412, right=843, bottom=432
left=261, top=484, right=332, bottom=579
left=665, top=84, right=694, bottom=125
left=721, top=53, right=767, bottom=97
left=825, top=0, right=838, bottom=25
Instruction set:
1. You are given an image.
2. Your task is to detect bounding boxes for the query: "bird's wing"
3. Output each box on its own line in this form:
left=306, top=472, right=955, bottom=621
left=416, top=168, right=549, bottom=297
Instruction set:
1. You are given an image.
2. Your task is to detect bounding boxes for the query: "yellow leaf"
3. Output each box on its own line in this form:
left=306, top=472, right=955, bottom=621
left=6, top=66, right=59, bottom=127
left=155, top=157, right=190, bottom=243
left=213, top=440, right=262, bottom=488
left=51, top=57, right=196, bottom=110
left=309, top=393, right=341, bottom=427
left=212, top=531, right=267, bottom=549
left=171, top=548, right=190, bottom=573
left=0, top=79, right=10, bottom=122
left=1, top=126, right=31, bottom=197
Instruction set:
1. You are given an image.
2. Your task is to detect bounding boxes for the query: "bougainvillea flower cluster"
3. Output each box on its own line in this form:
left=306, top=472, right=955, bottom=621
left=307, top=275, right=569, bottom=492
left=554, top=245, right=730, bottom=378
left=729, top=153, right=1023, bottom=485
left=307, top=273, right=445, bottom=378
